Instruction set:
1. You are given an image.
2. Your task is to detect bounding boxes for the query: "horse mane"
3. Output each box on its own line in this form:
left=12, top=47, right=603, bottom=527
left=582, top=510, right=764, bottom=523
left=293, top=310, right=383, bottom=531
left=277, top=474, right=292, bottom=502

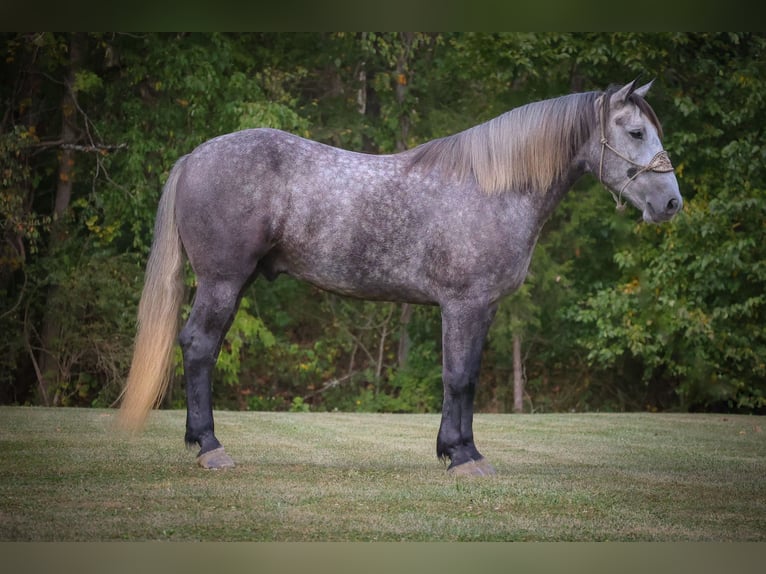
left=409, top=88, right=665, bottom=194
left=409, top=91, right=600, bottom=194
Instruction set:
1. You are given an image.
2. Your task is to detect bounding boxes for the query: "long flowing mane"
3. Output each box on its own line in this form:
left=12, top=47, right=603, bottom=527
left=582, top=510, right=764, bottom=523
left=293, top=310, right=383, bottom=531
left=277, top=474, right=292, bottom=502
left=409, top=91, right=600, bottom=194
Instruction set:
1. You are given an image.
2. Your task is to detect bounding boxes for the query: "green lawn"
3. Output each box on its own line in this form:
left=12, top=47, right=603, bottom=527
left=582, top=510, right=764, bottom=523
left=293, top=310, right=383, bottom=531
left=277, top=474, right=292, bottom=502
left=0, top=407, right=764, bottom=541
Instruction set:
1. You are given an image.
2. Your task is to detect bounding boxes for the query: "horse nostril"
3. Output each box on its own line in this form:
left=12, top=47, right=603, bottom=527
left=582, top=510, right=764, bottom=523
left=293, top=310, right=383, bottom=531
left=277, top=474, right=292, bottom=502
left=667, top=198, right=679, bottom=213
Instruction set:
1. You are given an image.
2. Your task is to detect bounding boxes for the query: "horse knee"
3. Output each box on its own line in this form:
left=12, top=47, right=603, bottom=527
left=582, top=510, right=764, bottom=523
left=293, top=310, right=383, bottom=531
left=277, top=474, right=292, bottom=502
left=443, top=368, right=474, bottom=397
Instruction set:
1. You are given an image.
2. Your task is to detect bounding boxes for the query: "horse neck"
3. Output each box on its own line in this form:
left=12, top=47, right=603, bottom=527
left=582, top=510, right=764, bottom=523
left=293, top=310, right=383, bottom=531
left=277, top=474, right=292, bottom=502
left=535, top=159, right=590, bottom=224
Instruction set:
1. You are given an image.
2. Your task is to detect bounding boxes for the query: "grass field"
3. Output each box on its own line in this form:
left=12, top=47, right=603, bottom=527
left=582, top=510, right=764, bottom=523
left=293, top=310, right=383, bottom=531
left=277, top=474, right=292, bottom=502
left=0, top=407, right=764, bottom=541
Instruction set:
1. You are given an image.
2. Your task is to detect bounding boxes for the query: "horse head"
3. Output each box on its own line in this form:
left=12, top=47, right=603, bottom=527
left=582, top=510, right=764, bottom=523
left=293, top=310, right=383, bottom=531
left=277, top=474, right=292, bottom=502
left=594, top=79, right=683, bottom=223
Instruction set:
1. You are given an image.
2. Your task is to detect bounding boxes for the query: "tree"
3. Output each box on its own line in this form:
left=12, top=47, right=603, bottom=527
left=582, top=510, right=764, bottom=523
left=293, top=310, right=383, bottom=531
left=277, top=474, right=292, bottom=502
left=36, top=33, right=86, bottom=405
left=2, top=33, right=765, bottom=413
left=567, top=33, right=766, bottom=411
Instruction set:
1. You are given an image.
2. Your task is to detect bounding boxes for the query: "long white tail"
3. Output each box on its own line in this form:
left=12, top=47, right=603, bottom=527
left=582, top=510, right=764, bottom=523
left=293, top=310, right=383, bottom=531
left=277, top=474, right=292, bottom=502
left=118, top=159, right=186, bottom=431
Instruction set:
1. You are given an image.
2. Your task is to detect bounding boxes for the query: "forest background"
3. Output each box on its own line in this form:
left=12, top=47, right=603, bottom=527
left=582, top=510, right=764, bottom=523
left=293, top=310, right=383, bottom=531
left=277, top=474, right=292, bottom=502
left=1, top=32, right=764, bottom=415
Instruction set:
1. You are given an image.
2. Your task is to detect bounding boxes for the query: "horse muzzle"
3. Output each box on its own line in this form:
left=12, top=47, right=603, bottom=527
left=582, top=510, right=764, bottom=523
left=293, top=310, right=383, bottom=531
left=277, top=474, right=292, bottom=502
left=643, top=191, right=683, bottom=223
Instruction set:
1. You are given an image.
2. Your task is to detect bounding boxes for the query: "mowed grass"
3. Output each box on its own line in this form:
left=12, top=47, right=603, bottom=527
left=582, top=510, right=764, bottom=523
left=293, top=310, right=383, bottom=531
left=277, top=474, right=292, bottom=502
left=0, top=407, right=764, bottom=541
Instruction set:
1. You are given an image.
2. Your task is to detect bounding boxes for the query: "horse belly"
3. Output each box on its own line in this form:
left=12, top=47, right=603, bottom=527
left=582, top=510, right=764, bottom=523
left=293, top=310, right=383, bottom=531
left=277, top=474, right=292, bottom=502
left=266, top=243, right=437, bottom=305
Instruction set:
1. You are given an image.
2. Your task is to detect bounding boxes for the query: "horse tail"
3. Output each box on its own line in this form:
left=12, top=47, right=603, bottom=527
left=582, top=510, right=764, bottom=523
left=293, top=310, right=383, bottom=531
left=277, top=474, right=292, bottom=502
left=118, top=157, right=187, bottom=431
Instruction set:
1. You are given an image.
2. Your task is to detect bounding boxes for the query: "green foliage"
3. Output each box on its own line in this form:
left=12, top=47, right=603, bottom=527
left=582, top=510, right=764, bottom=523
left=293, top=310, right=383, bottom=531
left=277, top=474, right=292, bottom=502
left=2, top=32, right=766, bottom=414
left=386, top=340, right=443, bottom=413
left=574, top=198, right=766, bottom=411
left=288, top=396, right=311, bottom=413
left=214, top=296, right=276, bottom=389
left=29, top=247, right=143, bottom=407
left=562, top=33, right=766, bottom=412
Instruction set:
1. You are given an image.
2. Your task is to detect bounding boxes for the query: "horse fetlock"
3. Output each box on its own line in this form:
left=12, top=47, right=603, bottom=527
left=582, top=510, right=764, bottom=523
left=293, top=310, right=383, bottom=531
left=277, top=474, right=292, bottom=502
left=438, top=436, right=484, bottom=469
left=185, top=426, right=221, bottom=450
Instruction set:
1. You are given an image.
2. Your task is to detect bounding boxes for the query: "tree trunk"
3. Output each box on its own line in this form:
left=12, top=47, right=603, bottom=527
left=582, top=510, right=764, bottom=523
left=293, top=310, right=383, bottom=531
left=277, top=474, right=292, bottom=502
left=36, top=34, right=83, bottom=405
left=513, top=333, right=524, bottom=413
left=394, top=32, right=414, bottom=153
left=397, top=303, right=413, bottom=369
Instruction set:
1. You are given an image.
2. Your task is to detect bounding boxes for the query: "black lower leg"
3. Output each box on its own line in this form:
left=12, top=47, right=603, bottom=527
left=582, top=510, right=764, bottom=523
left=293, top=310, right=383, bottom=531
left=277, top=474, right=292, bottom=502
left=436, top=302, right=496, bottom=469
left=437, top=385, right=484, bottom=468
left=183, top=360, right=222, bottom=455
left=179, top=281, right=243, bottom=457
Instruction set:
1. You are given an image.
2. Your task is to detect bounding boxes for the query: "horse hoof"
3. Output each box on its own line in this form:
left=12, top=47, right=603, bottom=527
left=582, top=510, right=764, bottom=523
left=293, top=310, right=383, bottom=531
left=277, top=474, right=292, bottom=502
left=197, top=446, right=236, bottom=469
left=448, top=458, right=497, bottom=477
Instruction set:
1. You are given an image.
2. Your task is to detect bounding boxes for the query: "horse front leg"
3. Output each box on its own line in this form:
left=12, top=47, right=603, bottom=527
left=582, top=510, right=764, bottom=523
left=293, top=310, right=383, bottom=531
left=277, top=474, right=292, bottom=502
left=178, top=279, right=243, bottom=469
left=437, top=301, right=498, bottom=476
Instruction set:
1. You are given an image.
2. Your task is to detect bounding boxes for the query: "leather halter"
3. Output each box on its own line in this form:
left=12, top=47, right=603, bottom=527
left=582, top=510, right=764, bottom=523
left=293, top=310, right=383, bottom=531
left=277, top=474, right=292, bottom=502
left=598, top=93, right=674, bottom=210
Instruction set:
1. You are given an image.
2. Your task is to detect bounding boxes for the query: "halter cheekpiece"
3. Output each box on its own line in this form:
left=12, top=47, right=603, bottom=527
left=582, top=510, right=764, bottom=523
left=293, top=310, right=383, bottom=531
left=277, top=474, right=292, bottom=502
left=598, top=92, right=674, bottom=211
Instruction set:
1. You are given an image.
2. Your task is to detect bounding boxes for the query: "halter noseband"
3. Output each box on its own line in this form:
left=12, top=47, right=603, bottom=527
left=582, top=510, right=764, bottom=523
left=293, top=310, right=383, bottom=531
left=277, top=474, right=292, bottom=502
left=598, top=93, right=674, bottom=211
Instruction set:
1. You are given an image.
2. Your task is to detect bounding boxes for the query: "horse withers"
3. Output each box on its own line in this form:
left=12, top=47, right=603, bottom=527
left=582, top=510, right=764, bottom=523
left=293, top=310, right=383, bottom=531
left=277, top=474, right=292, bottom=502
left=118, top=79, right=682, bottom=476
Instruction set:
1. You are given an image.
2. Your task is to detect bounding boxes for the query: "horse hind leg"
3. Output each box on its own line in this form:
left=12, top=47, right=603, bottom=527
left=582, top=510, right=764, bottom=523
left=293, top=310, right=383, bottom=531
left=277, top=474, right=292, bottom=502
left=179, top=277, right=248, bottom=469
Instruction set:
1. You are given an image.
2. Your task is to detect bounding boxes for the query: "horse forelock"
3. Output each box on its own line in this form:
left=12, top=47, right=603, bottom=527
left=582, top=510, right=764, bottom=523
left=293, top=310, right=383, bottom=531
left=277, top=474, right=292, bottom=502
left=409, top=91, right=599, bottom=194
left=633, top=96, right=663, bottom=141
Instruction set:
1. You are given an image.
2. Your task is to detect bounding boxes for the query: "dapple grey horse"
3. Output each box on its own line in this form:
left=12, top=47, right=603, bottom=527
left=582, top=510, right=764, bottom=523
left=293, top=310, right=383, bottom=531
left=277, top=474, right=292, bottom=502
left=119, top=79, right=682, bottom=476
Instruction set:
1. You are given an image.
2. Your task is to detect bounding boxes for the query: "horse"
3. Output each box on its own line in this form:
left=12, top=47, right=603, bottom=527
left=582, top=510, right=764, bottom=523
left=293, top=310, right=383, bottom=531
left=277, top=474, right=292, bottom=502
left=118, top=79, right=682, bottom=476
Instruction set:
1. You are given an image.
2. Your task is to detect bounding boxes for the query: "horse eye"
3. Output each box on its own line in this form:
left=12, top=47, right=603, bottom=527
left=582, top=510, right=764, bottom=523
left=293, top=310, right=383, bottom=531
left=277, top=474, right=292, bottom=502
left=629, top=129, right=643, bottom=140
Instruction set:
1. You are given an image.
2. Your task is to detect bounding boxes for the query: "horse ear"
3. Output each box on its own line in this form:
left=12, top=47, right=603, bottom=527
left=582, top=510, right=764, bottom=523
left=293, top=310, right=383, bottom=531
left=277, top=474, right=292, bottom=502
left=632, top=79, right=654, bottom=99
left=611, top=78, right=640, bottom=105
